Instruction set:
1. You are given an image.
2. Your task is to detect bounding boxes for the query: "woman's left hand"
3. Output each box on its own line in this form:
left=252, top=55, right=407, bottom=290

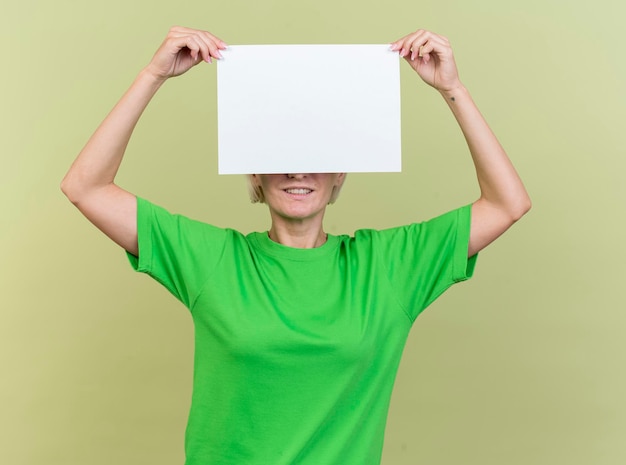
left=390, top=30, right=462, bottom=93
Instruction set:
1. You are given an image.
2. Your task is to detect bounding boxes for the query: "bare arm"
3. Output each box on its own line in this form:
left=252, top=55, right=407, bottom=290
left=61, top=27, right=227, bottom=256
left=391, top=30, right=531, bottom=257
left=441, top=84, right=531, bottom=256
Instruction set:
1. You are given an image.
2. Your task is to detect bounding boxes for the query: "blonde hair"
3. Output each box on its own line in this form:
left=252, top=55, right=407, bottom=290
left=246, top=175, right=346, bottom=204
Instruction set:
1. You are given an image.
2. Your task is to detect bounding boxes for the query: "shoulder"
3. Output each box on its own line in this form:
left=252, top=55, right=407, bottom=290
left=344, top=205, right=472, bottom=257
left=353, top=205, right=469, bottom=237
left=136, top=197, right=246, bottom=243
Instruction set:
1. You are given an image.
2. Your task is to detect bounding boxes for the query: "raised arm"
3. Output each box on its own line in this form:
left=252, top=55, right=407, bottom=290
left=61, top=27, right=227, bottom=256
left=391, top=30, right=531, bottom=257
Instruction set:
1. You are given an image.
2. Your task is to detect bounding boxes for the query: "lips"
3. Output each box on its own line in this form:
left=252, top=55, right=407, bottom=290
left=284, top=188, right=313, bottom=195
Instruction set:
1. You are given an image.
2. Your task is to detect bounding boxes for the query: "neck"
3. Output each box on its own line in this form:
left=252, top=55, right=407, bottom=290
left=268, top=218, right=328, bottom=249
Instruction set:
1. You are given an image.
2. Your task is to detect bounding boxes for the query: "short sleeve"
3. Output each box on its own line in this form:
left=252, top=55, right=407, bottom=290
left=375, top=205, right=477, bottom=321
left=126, top=197, right=230, bottom=309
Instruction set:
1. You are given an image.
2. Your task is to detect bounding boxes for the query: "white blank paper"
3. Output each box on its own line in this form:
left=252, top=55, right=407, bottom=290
left=217, top=44, right=401, bottom=174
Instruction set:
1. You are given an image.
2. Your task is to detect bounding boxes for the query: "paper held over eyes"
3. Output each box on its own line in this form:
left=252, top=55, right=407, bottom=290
left=216, top=44, right=401, bottom=174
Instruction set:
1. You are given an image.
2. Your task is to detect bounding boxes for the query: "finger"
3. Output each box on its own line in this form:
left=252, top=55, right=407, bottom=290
left=390, top=30, right=421, bottom=51
left=187, top=36, right=206, bottom=62
left=391, top=29, right=428, bottom=58
left=166, top=28, right=225, bottom=63
left=196, top=31, right=226, bottom=61
left=412, top=36, right=449, bottom=63
left=408, top=32, right=436, bottom=60
left=412, top=40, right=431, bottom=62
left=392, top=29, right=450, bottom=62
left=170, top=26, right=228, bottom=53
left=418, top=34, right=449, bottom=56
left=170, top=26, right=226, bottom=42
left=201, top=30, right=228, bottom=50
left=187, top=32, right=226, bottom=62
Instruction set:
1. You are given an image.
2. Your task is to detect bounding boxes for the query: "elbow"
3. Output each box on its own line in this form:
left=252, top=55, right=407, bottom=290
left=477, top=193, right=532, bottom=226
left=60, top=174, right=78, bottom=205
left=60, top=172, right=89, bottom=206
left=510, top=194, right=532, bottom=222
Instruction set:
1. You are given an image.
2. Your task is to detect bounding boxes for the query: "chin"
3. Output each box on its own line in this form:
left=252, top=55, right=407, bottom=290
left=275, top=204, right=325, bottom=221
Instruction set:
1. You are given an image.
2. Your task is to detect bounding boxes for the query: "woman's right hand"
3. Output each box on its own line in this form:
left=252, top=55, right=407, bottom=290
left=145, top=26, right=228, bottom=81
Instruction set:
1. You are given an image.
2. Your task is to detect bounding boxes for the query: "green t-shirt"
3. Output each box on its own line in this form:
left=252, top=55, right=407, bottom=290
left=127, top=197, right=477, bottom=465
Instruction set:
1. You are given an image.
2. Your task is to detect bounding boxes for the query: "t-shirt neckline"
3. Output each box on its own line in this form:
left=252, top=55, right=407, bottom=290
left=248, top=231, right=340, bottom=260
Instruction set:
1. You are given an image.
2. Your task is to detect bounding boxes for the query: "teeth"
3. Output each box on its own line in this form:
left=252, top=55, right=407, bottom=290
left=285, top=188, right=312, bottom=195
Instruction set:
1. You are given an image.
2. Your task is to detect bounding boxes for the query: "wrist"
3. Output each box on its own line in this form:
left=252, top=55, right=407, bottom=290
left=439, top=82, right=468, bottom=102
left=139, top=66, right=169, bottom=88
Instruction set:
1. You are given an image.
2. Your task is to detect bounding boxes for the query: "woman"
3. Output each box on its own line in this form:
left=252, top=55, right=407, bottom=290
left=61, top=26, right=530, bottom=465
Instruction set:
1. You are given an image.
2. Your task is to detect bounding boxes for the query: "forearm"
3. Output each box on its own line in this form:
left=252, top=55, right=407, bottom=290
left=441, top=84, right=531, bottom=219
left=392, top=29, right=530, bottom=255
left=61, top=69, right=165, bottom=202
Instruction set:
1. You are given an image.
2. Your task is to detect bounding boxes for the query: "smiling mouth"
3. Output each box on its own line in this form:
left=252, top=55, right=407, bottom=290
left=284, top=188, right=313, bottom=195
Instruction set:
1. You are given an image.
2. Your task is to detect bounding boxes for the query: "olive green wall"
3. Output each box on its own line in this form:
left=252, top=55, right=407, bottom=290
left=2, top=0, right=624, bottom=463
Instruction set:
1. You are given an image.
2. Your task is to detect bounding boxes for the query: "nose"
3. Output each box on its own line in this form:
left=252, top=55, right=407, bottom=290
left=286, top=173, right=307, bottom=179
